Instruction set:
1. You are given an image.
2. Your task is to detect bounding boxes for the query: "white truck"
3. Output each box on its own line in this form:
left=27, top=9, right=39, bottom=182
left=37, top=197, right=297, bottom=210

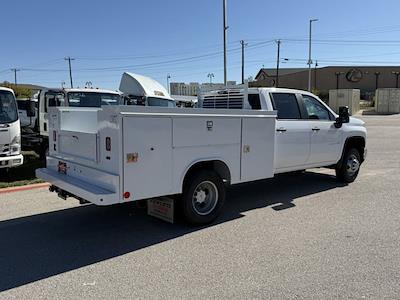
left=19, top=73, right=175, bottom=158
left=36, top=86, right=367, bottom=225
left=18, top=87, right=123, bottom=158
left=0, top=87, right=23, bottom=169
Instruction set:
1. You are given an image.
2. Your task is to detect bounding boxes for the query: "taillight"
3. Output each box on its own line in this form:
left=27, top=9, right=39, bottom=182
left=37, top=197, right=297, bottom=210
left=106, top=137, right=111, bottom=151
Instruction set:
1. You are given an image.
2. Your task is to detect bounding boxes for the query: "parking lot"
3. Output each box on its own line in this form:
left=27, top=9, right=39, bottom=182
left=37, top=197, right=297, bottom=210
left=0, top=114, right=399, bottom=299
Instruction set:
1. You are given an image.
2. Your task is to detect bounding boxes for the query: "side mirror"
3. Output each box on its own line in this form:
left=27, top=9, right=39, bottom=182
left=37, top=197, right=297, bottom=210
left=334, top=106, right=350, bottom=128
left=26, top=99, right=36, bottom=117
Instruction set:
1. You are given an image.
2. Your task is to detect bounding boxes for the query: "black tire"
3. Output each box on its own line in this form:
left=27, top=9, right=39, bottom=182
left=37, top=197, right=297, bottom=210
left=182, top=170, right=226, bottom=225
left=336, top=148, right=361, bottom=183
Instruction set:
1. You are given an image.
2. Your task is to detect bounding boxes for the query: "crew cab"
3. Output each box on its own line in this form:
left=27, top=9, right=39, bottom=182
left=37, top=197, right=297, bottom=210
left=36, top=85, right=366, bottom=225
left=198, top=85, right=367, bottom=181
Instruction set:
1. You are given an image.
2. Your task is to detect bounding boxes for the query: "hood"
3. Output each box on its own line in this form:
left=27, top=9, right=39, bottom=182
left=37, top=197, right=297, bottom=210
left=119, top=72, right=173, bottom=100
left=349, top=116, right=365, bottom=126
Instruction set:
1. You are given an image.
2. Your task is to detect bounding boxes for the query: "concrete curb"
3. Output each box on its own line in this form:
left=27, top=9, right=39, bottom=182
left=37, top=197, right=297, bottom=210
left=0, top=182, right=50, bottom=194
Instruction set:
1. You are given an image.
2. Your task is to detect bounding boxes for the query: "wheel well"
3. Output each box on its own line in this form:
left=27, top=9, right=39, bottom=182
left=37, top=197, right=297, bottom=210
left=343, top=136, right=366, bottom=163
left=183, top=160, right=231, bottom=188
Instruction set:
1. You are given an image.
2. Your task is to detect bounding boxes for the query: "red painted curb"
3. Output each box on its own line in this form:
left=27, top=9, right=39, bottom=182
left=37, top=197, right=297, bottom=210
left=0, top=182, right=50, bottom=194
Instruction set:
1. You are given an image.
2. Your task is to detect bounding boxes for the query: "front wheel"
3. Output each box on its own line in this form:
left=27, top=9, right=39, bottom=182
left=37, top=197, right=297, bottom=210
left=182, top=170, right=226, bottom=225
left=336, top=148, right=361, bottom=183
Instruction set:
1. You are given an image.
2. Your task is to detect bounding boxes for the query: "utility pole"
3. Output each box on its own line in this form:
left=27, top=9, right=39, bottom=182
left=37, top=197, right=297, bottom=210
left=314, top=60, right=318, bottom=90
left=223, top=0, right=228, bottom=86
left=167, top=74, right=171, bottom=94
left=11, top=68, right=20, bottom=86
left=275, top=40, right=281, bottom=87
left=308, top=19, right=318, bottom=91
left=64, top=57, right=75, bottom=88
left=240, top=40, right=247, bottom=84
left=10, top=68, right=20, bottom=96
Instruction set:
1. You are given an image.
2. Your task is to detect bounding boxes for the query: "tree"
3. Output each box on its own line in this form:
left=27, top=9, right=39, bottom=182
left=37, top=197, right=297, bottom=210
left=0, top=81, right=32, bottom=98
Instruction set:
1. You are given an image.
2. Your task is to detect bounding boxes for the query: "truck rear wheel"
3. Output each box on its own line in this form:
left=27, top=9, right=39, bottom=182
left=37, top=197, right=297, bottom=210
left=336, top=148, right=361, bottom=183
left=182, top=170, right=225, bottom=225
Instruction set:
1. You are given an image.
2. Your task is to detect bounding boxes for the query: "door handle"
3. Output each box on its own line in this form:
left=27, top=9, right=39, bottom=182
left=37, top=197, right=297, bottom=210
left=276, top=127, right=287, bottom=132
left=312, top=127, right=320, bottom=131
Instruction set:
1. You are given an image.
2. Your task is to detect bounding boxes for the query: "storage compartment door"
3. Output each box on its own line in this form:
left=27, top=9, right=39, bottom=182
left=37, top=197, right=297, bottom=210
left=240, top=117, right=275, bottom=182
left=123, top=117, right=173, bottom=200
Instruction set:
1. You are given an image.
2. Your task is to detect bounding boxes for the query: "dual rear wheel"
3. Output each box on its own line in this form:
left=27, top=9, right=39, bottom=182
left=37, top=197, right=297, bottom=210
left=182, top=170, right=225, bottom=225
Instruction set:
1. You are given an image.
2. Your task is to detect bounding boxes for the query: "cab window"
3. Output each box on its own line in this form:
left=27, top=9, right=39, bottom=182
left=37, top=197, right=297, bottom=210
left=302, top=95, right=332, bottom=121
left=248, top=94, right=261, bottom=110
left=271, top=93, right=301, bottom=119
left=45, top=92, right=65, bottom=113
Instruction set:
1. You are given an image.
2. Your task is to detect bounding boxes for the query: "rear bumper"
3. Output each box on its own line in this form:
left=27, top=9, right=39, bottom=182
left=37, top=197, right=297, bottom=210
left=36, top=168, right=119, bottom=206
left=0, top=154, right=23, bottom=168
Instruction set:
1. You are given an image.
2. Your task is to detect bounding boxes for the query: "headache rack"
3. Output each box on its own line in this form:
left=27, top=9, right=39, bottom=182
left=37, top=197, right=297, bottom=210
left=198, top=82, right=250, bottom=109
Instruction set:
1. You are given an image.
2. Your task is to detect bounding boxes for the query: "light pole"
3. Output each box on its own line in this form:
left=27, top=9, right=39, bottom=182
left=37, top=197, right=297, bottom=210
left=335, top=72, right=344, bottom=89
left=308, top=18, right=318, bottom=91
left=374, top=72, right=381, bottom=90
left=223, top=0, right=228, bottom=86
left=240, top=40, right=247, bottom=84
left=207, top=73, right=215, bottom=84
left=167, top=74, right=171, bottom=93
left=392, top=71, right=400, bottom=88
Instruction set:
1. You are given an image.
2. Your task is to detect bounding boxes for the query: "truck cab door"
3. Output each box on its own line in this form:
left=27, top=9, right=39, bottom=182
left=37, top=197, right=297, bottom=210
left=272, top=92, right=311, bottom=171
left=40, top=91, right=65, bottom=136
left=301, top=94, right=342, bottom=165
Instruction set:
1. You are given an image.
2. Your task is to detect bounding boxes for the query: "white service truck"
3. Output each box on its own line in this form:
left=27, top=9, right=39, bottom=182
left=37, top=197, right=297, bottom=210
left=0, top=87, right=23, bottom=169
left=36, top=86, right=367, bottom=225
left=18, top=87, right=123, bottom=159
left=18, top=73, right=175, bottom=158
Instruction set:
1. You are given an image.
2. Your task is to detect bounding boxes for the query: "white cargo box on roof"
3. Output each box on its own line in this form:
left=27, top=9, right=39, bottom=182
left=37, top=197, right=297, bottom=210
left=119, top=72, right=173, bottom=100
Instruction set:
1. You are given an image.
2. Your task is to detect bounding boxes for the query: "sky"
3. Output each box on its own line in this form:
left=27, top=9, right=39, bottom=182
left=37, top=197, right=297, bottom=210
left=1, top=0, right=400, bottom=90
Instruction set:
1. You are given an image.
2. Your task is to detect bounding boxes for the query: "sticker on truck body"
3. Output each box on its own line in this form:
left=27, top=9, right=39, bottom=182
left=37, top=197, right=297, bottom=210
left=127, top=152, right=139, bottom=163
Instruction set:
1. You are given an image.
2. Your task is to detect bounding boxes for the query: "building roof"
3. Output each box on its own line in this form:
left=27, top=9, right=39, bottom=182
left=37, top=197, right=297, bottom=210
left=255, top=68, right=308, bottom=79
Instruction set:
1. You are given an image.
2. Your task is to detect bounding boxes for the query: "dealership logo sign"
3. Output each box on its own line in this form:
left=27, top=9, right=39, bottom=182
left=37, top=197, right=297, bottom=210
left=346, top=68, right=363, bottom=82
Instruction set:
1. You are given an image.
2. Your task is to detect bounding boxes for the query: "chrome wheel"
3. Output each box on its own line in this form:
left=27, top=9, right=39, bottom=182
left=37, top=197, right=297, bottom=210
left=346, top=154, right=360, bottom=177
left=192, top=181, right=219, bottom=216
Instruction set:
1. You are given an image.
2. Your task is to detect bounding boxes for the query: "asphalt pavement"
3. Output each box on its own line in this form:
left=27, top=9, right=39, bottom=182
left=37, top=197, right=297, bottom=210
left=0, top=114, right=399, bottom=299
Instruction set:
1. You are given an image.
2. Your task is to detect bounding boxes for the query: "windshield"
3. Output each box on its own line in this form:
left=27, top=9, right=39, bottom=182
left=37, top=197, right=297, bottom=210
left=68, top=92, right=122, bottom=107
left=147, top=97, right=176, bottom=107
left=0, top=90, right=18, bottom=123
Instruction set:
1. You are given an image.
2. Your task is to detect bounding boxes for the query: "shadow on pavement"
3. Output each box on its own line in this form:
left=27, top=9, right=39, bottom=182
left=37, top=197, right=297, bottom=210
left=0, top=171, right=345, bottom=291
